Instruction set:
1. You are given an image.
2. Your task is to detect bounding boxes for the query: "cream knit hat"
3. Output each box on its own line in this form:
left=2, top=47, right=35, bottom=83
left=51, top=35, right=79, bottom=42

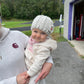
left=31, top=15, right=54, bottom=35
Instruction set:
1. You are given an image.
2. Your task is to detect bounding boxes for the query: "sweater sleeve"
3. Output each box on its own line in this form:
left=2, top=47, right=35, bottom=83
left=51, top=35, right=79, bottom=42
left=46, top=56, right=53, bottom=64
left=0, top=76, right=17, bottom=84
left=27, top=46, right=50, bottom=77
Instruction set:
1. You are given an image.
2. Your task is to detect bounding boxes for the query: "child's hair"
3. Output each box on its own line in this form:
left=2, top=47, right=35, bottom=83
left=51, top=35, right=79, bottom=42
left=31, top=15, right=54, bottom=35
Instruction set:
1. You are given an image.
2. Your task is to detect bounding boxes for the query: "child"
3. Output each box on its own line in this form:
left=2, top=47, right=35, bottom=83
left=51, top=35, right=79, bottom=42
left=24, top=15, right=57, bottom=84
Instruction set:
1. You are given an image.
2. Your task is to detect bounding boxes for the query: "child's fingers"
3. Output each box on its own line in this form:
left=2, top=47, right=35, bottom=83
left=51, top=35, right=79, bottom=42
left=35, top=72, right=43, bottom=83
left=40, top=72, right=47, bottom=80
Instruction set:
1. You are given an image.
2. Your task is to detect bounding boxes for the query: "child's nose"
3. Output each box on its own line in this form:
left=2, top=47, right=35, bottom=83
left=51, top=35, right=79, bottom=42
left=37, top=33, right=41, bottom=38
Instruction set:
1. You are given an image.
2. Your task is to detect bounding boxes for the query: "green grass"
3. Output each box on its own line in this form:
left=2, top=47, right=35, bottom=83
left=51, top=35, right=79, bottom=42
left=68, top=41, right=74, bottom=47
left=2, top=20, right=32, bottom=28
left=22, top=30, right=31, bottom=36
left=51, top=26, right=67, bottom=42
left=80, top=55, right=84, bottom=59
left=53, top=19, right=64, bottom=23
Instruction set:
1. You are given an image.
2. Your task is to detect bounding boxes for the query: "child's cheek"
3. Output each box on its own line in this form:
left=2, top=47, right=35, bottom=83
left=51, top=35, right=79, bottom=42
left=31, top=35, right=35, bottom=39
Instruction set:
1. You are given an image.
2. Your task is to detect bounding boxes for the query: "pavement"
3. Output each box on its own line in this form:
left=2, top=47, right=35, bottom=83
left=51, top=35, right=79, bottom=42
left=10, top=26, right=31, bottom=31
left=10, top=21, right=64, bottom=31
left=46, top=42, right=84, bottom=84
left=69, top=40, right=84, bottom=56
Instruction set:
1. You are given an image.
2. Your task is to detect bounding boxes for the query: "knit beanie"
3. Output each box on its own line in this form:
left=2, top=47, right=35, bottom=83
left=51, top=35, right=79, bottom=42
left=31, top=15, right=54, bottom=35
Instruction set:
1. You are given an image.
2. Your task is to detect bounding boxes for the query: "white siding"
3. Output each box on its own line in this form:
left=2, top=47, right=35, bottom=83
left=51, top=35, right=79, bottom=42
left=71, top=5, right=74, bottom=40
left=64, top=0, right=72, bottom=39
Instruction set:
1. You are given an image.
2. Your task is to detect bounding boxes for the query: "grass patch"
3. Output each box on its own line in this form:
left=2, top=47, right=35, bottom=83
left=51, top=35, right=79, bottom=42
left=68, top=41, right=74, bottom=47
left=2, top=18, right=32, bottom=22
left=22, top=30, right=31, bottom=36
left=51, top=26, right=67, bottom=42
left=80, top=55, right=84, bottom=59
left=2, top=19, right=60, bottom=28
left=2, top=20, right=32, bottom=28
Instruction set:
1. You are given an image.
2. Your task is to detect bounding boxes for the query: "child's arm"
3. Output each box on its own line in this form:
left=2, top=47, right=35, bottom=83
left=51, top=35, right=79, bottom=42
left=46, top=56, right=53, bottom=64
left=35, top=62, right=52, bottom=83
left=27, top=46, right=51, bottom=77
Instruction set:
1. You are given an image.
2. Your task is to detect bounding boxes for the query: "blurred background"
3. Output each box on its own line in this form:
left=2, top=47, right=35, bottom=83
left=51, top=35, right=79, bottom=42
left=0, top=0, right=64, bottom=20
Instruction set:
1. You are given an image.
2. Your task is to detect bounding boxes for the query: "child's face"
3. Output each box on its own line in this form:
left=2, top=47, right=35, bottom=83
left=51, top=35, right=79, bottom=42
left=31, top=28, right=47, bottom=42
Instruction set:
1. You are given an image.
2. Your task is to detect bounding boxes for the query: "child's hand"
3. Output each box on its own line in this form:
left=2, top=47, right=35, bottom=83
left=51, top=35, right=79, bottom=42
left=24, top=71, right=30, bottom=78
left=25, top=72, right=30, bottom=84
left=16, top=72, right=30, bottom=84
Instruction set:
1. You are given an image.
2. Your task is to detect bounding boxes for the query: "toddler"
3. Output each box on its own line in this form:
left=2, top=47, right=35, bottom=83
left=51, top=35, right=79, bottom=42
left=25, top=15, right=57, bottom=84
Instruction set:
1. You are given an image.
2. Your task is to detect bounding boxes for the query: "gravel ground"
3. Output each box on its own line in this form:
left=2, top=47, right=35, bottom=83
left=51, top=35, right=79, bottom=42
left=46, top=42, right=84, bottom=84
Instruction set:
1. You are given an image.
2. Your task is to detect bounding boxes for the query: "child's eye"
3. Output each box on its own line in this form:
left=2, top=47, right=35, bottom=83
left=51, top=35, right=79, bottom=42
left=34, top=31, right=38, bottom=33
left=41, top=32, right=46, bottom=35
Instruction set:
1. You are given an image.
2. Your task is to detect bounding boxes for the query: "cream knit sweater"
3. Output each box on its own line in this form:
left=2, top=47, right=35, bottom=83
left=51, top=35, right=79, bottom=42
left=25, top=38, right=57, bottom=77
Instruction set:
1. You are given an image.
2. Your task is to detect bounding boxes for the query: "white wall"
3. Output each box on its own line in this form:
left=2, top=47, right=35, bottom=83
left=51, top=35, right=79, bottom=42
left=64, top=0, right=72, bottom=39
